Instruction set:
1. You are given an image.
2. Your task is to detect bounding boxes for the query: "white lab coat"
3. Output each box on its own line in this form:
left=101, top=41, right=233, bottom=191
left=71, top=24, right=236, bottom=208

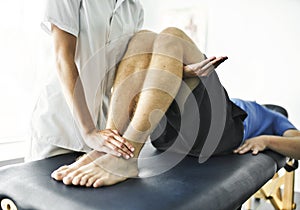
left=27, top=0, right=144, bottom=160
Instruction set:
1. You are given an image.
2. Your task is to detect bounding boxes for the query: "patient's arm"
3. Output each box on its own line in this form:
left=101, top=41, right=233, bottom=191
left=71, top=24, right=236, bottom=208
left=234, top=129, right=300, bottom=160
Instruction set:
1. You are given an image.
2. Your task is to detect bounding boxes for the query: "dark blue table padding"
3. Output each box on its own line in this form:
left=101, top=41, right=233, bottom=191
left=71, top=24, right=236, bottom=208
left=0, top=144, right=286, bottom=210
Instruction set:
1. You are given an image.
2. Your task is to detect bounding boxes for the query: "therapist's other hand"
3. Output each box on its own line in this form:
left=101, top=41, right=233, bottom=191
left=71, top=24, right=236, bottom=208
left=233, top=136, right=268, bottom=155
left=183, top=56, right=228, bottom=78
left=84, top=129, right=135, bottom=159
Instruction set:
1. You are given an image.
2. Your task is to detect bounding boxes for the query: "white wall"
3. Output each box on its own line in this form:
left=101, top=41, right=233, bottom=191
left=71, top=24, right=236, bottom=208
left=0, top=0, right=49, bottom=149
left=206, top=0, right=300, bottom=192
left=140, top=0, right=300, bottom=191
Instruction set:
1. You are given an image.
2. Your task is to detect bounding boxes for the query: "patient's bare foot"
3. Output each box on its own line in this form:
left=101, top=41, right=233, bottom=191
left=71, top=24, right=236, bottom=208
left=51, top=150, right=105, bottom=181
left=62, top=154, right=139, bottom=188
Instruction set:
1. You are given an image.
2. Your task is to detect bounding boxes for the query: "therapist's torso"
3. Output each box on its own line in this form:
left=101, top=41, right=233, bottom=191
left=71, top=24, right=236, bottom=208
left=31, top=0, right=144, bottom=151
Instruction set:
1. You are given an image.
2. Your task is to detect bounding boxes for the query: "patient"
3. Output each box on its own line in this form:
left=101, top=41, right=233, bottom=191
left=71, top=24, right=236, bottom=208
left=51, top=28, right=300, bottom=188
left=51, top=27, right=245, bottom=187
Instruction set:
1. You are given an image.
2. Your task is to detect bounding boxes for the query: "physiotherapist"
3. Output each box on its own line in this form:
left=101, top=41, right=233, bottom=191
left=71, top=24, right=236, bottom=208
left=27, top=0, right=144, bottom=161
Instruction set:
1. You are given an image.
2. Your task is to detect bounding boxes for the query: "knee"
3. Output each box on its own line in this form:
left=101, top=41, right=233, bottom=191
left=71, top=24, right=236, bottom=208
left=131, top=30, right=157, bottom=41
left=159, top=27, right=195, bottom=49
left=154, top=27, right=184, bottom=52
left=128, top=30, right=157, bottom=49
left=136, top=29, right=154, bottom=34
left=160, top=27, right=187, bottom=39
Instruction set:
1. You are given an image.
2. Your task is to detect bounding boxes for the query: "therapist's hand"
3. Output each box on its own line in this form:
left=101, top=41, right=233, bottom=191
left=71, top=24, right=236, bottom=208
left=233, top=136, right=268, bottom=155
left=84, top=129, right=135, bottom=159
left=183, top=56, right=228, bottom=78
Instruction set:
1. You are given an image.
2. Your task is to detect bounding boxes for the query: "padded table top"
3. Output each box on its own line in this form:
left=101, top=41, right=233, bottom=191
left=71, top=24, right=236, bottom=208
left=0, top=144, right=285, bottom=210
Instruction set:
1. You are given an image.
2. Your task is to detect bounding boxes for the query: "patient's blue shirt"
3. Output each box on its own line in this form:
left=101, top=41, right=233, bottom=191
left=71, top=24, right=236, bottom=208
left=231, top=98, right=296, bottom=143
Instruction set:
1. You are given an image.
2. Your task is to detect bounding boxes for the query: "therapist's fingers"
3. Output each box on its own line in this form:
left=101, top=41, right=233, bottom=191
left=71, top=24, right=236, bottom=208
left=102, top=137, right=132, bottom=159
left=107, top=138, right=134, bottom=159
left=103, top=139, right=132, bottom=159
left=111, top=129, right=135, bottom=152
left=101, top=129, right=134, bottom=151
left=102, top=130, right=134, bottom=158
left=101, top=142, right=122, bottom=158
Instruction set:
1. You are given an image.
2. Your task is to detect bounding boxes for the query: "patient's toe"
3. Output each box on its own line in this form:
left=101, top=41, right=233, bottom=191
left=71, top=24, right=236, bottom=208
left=51, top=165, right=68, bottom=180
left=72, top=172, right=87, bottom=185
left=93, top=179, right=104, bottom=188
left=80, top=175, right=90, bottom=186
left=72, top=176, right=80, bottom=185
left=62, top=176, right=73, bottom=185
left=86, top=176, right=98, bottom=187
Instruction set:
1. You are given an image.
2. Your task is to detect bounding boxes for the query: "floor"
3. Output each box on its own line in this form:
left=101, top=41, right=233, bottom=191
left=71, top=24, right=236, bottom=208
left=242, top=192, right=300, bottom=210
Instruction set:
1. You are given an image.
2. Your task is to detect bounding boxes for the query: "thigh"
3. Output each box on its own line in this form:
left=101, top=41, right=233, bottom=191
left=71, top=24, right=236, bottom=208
left=150, top=80, right=246, bottom=157
left=150, top=79, right=209, bottom=156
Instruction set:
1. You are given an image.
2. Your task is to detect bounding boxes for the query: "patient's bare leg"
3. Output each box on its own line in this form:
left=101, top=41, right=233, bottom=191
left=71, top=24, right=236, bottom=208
left=60, top=28, right=206, bottom=187
left=52, top=30, right=156, bottom=182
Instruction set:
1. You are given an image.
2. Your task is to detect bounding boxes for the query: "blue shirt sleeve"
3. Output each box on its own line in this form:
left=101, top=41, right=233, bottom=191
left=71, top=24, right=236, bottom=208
left=273, top=111, right=297, bottom=136
left=231, top=98, right=297, bottom=141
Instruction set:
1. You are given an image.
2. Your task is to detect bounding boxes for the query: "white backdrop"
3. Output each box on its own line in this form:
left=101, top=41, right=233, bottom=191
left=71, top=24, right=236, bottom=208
left=0, top=0, right=52, bottom=160
left=140, top=0, right=300, bottom=191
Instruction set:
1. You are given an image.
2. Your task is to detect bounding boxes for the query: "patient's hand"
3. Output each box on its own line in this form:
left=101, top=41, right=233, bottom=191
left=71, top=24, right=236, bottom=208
left=183, top=56, right=228, bottom=78
left=233, top=136, right=268, bottom=155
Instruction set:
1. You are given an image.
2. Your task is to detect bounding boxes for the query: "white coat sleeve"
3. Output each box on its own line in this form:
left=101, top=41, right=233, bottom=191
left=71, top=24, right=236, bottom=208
left=137, top=4, right=144, bottom=30
left=41, top=0, right=82, bottom=37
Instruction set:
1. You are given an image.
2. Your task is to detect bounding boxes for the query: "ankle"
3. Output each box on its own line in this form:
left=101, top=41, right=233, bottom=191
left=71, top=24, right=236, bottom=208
left=94, top=154, right=139, bottom=177
left=129, top=142, right=144, bottom=157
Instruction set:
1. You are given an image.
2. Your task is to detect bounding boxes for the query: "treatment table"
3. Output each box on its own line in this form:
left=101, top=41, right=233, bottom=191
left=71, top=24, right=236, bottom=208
left=0, top=144, right=286, bottom=210
left=0, top=105, right=295, bottom=210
